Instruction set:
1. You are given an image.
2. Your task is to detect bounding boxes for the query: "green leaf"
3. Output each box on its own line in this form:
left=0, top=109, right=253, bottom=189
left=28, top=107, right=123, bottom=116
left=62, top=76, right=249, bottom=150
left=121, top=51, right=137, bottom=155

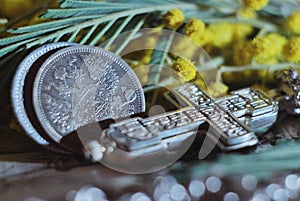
left=114, top=15, right=147, bottom=55
left=0, top=39, right=35, bottom=57
left=60, top=0, right=142, bottom=8
left=103, top=15, right=134, bottom=49
left=0, top=0, right=197, bottom=58
left=107, top=0, right=179, bottom=5
left=0, top=25, right=69, bottom=46
left=41, top=8, right=107, bottom=19
left=88, top=20, right=116, bottom=46
left=8, top=16, right=102, bottom=34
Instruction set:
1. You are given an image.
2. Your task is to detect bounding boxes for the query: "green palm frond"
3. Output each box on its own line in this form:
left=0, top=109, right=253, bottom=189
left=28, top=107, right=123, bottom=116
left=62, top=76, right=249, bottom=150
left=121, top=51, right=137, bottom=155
left=0, top=0, right=199, bottom=58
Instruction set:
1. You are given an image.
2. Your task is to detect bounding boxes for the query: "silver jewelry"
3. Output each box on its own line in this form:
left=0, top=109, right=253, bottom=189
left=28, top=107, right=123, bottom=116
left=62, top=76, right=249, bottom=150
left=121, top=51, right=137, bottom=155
left=97, top=83, right=277, bottom=157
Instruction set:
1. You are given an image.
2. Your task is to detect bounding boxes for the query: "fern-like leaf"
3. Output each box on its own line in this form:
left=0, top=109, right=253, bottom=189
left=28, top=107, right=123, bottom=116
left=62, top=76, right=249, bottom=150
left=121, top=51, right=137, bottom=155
left=41, top=8, right=121, bottom=18
left=60, top=0, right=142, bottom=8
left=8, top=16, right=101, bottom=34
left=0, top=39, right=35, bottom=58
left=0, top=0, right=198, bottom=58
left=0, top=25, right=69, bottom=46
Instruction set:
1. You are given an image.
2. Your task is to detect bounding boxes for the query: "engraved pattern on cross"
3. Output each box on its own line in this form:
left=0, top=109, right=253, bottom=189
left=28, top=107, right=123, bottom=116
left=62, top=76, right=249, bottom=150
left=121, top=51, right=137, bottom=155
left=104, top=83, right=278, bottom=155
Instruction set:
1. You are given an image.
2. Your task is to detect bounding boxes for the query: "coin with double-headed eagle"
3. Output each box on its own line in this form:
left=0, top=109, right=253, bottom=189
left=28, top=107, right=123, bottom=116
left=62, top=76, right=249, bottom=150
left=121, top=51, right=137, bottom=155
left=32, top=45, right=145, bottom=148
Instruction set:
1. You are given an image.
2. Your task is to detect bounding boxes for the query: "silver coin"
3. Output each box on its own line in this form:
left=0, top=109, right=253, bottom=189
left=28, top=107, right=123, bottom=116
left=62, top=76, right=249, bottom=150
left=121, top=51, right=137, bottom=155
left=33, top=45, right=145, bottom=143
left=11, top=42, right=76, bottom=152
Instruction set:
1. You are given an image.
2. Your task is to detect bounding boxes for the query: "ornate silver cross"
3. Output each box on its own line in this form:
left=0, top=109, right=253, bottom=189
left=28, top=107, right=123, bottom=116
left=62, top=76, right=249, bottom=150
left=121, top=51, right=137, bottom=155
left=96, top=83, right=278, bottom=156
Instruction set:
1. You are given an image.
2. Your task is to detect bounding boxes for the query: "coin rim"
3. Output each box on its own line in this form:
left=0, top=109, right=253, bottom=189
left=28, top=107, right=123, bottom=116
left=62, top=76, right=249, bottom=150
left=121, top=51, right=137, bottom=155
left=33, top=45, right=146, bottom=143
left=11, top=42, right=76, bottom=147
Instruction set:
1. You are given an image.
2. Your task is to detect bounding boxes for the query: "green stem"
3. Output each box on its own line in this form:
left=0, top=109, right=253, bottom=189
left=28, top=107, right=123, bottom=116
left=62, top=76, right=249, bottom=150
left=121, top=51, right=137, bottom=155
left=114, top=15, right=147, bottom=55
left=67, top=29, right=80, bottom=42
left=80, top=24, right=99, bottom=45
left=104, top=15, right=134, bottom=50
left=0, top=39, right=35, bottom=57
left=89, top=19, right=116, bottom=46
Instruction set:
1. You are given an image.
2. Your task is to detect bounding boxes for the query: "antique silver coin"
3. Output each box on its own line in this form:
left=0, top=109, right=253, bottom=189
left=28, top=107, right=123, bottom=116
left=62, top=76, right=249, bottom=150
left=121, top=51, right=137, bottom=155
left=11, top=42, right=76, bottom=152
left=33, top=45, right=145, bottom=144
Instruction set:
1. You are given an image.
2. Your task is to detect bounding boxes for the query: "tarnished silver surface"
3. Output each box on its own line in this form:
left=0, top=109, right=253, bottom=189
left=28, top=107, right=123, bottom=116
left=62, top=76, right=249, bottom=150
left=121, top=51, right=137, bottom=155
left=33, top=45, right=145, bottom=143
left=11, top=42, right=76, bottom=148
